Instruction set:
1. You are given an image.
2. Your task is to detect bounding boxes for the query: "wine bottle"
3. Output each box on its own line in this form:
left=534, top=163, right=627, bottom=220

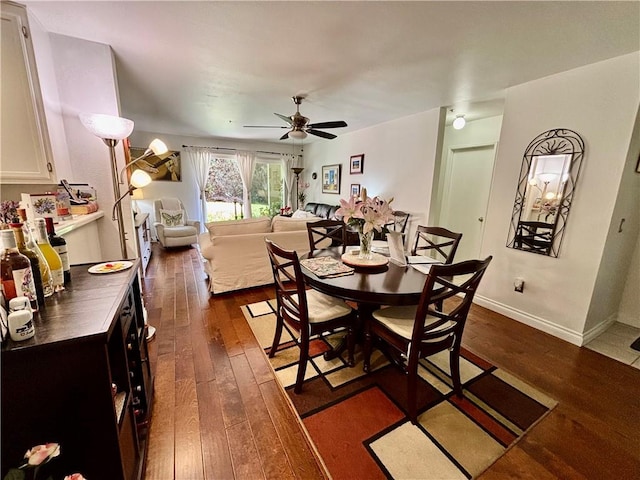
left=34, top=219, right=64, bottom=292
left=45, top=217, right=70, bottom=283
left=0, top=230, right=39, bottom=311
left=9, top=224, right=45, bottom=309
left=17, top=210, right=54, bottom=298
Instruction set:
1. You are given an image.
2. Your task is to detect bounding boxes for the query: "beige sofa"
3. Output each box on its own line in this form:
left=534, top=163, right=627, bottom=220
left=198, top=214, right=327, bottom=294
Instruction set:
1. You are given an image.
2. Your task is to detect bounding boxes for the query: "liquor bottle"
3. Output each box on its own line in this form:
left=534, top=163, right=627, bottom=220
left=0, top=230, right=39, bottom=311
left=34, top=218, right=64, bottom=292
left=45, top=217, right=70, bottom=283
left=17, top=210, right=54, bottom=298
left=10, top=224, right=45, bottom=309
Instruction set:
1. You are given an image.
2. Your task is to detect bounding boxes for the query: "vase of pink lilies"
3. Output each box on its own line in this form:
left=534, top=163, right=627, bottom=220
left=336, top=187, right=394, bottom=260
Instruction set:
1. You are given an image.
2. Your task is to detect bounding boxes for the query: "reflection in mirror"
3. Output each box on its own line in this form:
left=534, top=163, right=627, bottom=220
left=507, top=129, right=585, bottom=257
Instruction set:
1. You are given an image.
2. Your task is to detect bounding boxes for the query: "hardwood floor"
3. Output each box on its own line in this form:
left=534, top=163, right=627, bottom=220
left=143, top=244, right=640, bottom=479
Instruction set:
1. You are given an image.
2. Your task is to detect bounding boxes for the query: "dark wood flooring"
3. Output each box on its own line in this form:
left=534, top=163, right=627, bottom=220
left=142, top=244, right=640, bottom=479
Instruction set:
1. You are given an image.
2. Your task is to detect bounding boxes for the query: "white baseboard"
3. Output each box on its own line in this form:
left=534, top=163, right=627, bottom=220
left=473, top=295, right=584, bottom=346
left=581, top=313, right=618, bottom=345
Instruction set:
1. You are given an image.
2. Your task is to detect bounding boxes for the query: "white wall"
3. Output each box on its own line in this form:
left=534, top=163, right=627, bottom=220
left=618, top=234, right=640, bottom=328
left=477, top=52, right=640, bottom=345
left=128, top=130, right=299, bottom=237
left=586, top=104, right=640, bottom=332
left=303, top=108, right=444, bottom=243
left=48, top=33, right=133, bottom=261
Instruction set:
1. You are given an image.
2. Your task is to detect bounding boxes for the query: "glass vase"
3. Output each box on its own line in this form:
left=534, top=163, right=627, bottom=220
left=358, top=230, right=374, bottom=260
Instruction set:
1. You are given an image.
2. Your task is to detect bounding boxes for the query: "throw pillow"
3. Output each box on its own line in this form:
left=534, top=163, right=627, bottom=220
left=160, top=209, right=185, bottom=227
left=292, top=209, right=313, bottom=219
left=206, top=216, right=271, bottom=236
left=271, top=215, right=321, bottom=232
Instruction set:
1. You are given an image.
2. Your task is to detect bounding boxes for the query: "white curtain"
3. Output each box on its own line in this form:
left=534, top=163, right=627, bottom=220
left=185, top=146, right=210, bottom=229
left=235, top=150, right=256, bottom=218
left=281, top=154, right=296, bottom=208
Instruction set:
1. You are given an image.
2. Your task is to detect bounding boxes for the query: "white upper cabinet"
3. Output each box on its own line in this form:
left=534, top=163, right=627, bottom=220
left=1, top=1, right=56, bottom=184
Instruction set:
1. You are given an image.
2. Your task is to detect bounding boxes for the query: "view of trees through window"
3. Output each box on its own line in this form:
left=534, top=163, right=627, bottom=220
left=204, top=156, right=284, bottom=222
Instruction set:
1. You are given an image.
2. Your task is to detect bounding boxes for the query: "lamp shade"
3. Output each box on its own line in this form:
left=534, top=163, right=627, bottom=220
left=130, top=169, right=152, bottom=188
left=289, top=129, right=307, bottom=139
left=148, top=138, right=168, bottom=156
left=79, top=113, right=134, bottom=140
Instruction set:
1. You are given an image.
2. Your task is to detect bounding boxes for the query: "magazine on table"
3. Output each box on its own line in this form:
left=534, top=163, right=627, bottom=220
left=300, top=256, right=355, bottom=278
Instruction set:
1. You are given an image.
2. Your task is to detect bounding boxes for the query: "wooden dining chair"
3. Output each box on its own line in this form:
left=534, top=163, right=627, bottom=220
left=307, top=219, right=348, bottom=255
left=265, top=239, right=356, bottom=393
left=363, top=256, right=492, bottom=422
left=374, top=210, right=410, bottom=240
left=411, top=226, right=463, bottom=264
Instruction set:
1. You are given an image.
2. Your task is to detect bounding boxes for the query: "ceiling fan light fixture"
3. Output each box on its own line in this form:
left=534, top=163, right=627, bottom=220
left=453, top=115, right=466, bottom=130
left=289, top=129, right=307, bottom=139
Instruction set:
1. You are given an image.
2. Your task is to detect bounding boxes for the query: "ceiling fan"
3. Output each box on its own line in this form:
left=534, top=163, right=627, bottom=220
left=244, top=96, right=347, bottom=140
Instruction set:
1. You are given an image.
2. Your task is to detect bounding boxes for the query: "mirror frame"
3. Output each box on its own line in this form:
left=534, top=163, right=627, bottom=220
left=507, top=128, right=585, bottom=257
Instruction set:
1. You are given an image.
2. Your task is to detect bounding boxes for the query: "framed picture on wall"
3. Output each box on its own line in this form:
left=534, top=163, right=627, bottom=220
left=350, top=183, right=361, bottom=197
left=129, top=147, right=182, bottom=182
left=322, top=164, right=341, bottom=194
left=350, top=154, right=364, bottom=174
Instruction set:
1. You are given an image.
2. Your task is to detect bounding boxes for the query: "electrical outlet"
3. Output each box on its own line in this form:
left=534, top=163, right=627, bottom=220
left=514, top=277, right=524, bottom=293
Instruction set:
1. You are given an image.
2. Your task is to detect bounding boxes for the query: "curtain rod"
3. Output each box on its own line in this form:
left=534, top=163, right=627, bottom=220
left=181, top=144, right=294, bottom=156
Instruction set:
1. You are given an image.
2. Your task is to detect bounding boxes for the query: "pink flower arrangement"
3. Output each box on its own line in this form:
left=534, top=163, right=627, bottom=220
left=3, top=443, right=87, bottom=480
left=336, top=187, right=394, bottom=234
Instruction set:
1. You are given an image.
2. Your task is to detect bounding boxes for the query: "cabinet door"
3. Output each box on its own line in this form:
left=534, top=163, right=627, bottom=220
left=1, top=2, right=56, bottom=184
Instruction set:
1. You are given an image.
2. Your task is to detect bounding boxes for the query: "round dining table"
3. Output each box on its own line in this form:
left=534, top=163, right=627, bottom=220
left=300, top=247, right=429, bottom=371
left=301, top=247, right=427, bottom=306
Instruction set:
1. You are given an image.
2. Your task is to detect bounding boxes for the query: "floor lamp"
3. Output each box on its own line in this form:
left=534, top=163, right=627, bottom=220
left=292, top=167, right=304, bottom=209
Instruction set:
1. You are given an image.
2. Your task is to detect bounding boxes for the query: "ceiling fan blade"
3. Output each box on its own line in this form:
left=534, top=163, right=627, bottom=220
left=307, top=121, right=347, bottom=129
left=280, top=131, right=290, bottom=140
left=274, top=113, right=293, bottom=125
left=307, top=129, right=337, bottom=140
left=244, top=125, right=289, bottom=128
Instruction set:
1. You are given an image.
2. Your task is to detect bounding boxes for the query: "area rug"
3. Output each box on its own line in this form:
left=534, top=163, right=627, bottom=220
left=242, top=300, right=557, bottom=480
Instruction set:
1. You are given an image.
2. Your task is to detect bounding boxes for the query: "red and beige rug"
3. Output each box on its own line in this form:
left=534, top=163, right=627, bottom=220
left=242, top=300, right=557, bottom=480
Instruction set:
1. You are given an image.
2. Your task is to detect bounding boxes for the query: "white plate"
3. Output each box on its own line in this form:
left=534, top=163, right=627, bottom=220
left=88, top=261, right=134, bottom=274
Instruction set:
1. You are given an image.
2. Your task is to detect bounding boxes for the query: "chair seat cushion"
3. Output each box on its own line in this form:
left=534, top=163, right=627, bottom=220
left=293, top=290, right=352, bottom=324
left=164, top=225, right=198, bottom=238
left=372, top=305, right=453, bottom=340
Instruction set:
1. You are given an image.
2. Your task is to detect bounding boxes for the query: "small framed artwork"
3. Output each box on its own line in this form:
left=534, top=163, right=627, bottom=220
left=350, top=154, right=364, bottom=174
left=350, top=183, right=361, bottom=197
left=322, top=164, right=341, bottom=194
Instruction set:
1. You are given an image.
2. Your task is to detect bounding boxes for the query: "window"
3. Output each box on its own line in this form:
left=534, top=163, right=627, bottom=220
left=204, top=156, right=243, bottom=222
left=250, top=159, right=284, bottom=217
left=204, top=156, right=284, bottom=222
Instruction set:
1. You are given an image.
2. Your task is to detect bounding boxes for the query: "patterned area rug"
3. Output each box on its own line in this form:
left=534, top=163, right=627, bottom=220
left=242, top=300, right=557, bottom=480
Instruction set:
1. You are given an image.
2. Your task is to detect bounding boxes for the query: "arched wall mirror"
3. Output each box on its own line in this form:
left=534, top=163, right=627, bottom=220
left=506, top=128, right=585, bottom=257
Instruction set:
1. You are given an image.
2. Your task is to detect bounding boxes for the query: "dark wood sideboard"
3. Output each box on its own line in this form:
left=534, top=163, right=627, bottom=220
left=1, top=262, right=153, bottom=480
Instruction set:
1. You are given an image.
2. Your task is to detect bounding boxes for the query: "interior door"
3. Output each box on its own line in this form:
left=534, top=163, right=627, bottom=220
left=440, top=144, right=496, bottom=261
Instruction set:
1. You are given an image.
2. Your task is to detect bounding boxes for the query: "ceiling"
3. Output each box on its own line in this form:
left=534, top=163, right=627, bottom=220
left=23, top=1, right=640, bottom=144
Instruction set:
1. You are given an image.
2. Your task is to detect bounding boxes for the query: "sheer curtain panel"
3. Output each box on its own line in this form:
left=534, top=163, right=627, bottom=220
left=235, top=151, right=256, bottom=219
left=281, top=153, right=296, bottom=209
left=185, top=146, right=211, bottom=229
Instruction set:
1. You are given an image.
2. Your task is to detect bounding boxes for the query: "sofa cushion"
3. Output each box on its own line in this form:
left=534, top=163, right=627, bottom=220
left=304, top=202, right=340, bottom=220
left=206, top=216, right=271, bottom=236
left=271, top=215, right=321, bottom=232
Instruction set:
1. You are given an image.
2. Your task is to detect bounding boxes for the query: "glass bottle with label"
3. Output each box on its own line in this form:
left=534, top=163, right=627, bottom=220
left=34, top=218, right=64, bottom=292
left=0, top=230, right=39, bottom=311
left=17, top=209, right=53, bottom=298
left=9, top=224, right=45, bottom=309
left=45, top=217, right=70, bottom=284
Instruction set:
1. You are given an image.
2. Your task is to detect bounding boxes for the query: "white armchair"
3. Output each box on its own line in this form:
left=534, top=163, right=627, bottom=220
left=153, top=198, right=200, bottom=248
